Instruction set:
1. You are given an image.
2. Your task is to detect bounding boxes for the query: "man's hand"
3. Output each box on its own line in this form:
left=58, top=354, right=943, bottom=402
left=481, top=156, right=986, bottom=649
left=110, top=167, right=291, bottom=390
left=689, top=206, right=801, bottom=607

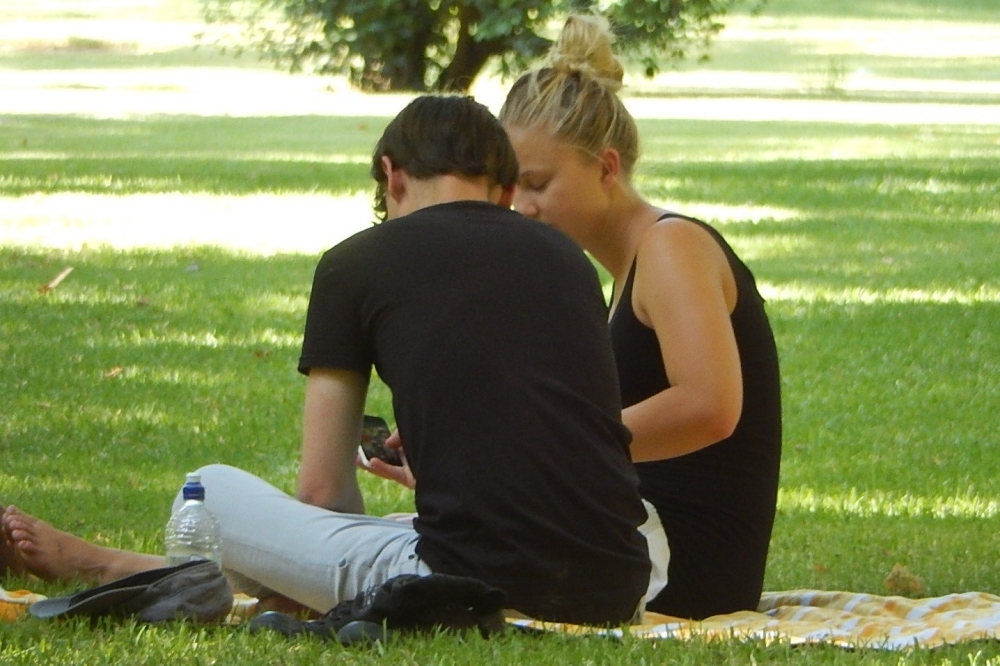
left=357, top=430, right=416, bottom=490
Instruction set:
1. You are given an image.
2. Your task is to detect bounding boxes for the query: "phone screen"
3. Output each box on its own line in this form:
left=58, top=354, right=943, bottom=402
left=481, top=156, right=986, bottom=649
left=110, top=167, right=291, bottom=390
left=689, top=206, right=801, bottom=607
left=358, top=415, right=402, bottom=466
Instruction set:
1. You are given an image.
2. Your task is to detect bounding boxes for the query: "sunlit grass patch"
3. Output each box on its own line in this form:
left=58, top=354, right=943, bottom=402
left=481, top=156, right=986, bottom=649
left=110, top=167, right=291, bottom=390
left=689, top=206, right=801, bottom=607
left=650, top=200, right=802, bottom=224
left=734, top=0, right=1000, bottom=22
left=0, top=0, right=209, bottom=22
left=0, top=192, right=376, bottom=254
left=761, top=283, right=1000, bottom=305
left=104, top=327, right=303, bottom=351
left=779, top=486, right=1000, bottom=520
left=636, top=120, right=1000, bottom=162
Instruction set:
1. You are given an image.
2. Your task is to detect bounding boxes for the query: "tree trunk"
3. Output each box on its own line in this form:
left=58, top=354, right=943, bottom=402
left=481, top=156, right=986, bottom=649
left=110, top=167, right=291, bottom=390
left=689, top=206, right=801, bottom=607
left=365, top=0, right=436, bottom=91
left=435, top=7, right=505, bottom=92
left=384, top=32, right=430, bottom=91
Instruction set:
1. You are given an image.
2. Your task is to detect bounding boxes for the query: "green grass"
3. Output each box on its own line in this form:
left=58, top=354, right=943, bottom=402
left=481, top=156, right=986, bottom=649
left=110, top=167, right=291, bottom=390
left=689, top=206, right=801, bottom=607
left=3, top=0, right=1000, bottom=663
left=3, top=111, right=1000, bottom=664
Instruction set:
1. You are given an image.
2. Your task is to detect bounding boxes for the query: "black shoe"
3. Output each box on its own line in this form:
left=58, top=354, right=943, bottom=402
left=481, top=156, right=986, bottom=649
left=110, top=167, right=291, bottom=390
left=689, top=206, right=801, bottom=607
left=247, top=573, right=507, bottom=644
left=248, top=612, right=394, bottom=645
left=335, top=620, right=394, bottom=646
left=248, top=593, right=361, bottom=642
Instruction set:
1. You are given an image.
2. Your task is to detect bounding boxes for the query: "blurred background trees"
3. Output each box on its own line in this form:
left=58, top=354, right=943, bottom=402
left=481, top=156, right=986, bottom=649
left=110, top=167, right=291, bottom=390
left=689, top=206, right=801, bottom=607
left=199, top=0, right=763, bottom=92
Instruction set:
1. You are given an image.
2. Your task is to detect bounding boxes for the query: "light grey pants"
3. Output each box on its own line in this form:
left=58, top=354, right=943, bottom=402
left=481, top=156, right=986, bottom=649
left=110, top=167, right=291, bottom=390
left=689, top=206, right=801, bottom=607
left=172, top=464, right=431, bottom=613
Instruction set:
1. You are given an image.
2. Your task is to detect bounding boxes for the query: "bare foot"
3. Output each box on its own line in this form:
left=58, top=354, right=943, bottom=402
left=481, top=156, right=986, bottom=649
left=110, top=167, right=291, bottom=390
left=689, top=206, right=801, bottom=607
left=2, top=505, right=165, bottom=585
left=1, top=505, right=29, bottom=578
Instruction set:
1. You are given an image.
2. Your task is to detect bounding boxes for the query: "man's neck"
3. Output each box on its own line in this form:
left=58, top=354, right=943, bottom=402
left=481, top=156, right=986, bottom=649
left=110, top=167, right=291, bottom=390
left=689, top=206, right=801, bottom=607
left=391, top=174, right=499, bottom=219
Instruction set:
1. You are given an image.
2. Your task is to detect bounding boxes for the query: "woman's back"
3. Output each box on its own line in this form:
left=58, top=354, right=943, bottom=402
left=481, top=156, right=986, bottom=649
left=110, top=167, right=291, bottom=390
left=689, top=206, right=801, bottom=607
left=611, top=215, right=782, bottom=619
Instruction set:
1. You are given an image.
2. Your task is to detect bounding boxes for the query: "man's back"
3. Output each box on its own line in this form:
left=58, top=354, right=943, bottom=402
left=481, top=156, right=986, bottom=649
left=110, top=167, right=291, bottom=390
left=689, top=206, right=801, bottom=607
left=300, top=201, right=650, bottom=624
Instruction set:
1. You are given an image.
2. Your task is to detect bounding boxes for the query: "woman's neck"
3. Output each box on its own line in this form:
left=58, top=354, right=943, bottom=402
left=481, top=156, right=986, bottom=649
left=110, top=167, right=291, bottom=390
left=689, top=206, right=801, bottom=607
left=588, top=188, right=663, bottom=284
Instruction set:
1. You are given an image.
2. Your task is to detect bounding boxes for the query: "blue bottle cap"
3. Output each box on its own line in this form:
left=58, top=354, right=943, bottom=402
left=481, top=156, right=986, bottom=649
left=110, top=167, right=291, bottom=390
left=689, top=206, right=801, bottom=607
left=182, top=472, right=206, bottom=501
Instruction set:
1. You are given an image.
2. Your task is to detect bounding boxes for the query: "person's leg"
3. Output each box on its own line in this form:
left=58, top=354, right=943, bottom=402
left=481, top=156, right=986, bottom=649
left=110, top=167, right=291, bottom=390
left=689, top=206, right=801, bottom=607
left=1, top=505, right=164, bottom=585
left=189, top=464, right=432, bottom=613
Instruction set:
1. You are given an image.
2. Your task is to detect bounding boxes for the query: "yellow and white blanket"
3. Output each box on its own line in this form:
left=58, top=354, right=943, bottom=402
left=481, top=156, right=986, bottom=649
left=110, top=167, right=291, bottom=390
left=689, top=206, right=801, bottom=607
left=510, top=590, right=1000, bottom=649
left=7, top=582, right=1000, bottom=649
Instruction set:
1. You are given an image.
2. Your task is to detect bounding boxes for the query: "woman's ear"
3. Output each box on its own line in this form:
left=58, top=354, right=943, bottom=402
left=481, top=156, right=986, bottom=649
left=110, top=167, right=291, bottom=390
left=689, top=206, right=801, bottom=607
left=598, top=147, right=622, bottom=187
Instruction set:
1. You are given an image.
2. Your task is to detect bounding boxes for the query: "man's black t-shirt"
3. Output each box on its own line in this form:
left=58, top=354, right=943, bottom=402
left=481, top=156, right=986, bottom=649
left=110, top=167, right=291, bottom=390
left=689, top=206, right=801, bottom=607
left=299, top=201, right=650, bottom=625
left=610, top=215, right=782, bottom=620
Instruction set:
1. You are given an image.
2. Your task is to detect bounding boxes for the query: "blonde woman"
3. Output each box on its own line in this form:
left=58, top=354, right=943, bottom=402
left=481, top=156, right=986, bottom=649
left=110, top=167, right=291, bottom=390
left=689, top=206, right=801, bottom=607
left=498, top=15, right=782, bottom=620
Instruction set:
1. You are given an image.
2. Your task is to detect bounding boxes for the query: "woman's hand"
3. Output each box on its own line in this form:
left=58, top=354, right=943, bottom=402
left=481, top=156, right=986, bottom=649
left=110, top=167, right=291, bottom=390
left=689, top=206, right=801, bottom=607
left=357, top=430, right=416, bottom=490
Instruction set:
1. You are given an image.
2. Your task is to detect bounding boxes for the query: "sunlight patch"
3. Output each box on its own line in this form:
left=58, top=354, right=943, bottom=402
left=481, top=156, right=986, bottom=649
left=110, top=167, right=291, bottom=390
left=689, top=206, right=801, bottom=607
left=242, top=292, right=309, bottom=316
left=135, top=366, right=240, bottom=388
left=780, top=485, right=1000, bottom=519
left=724, top=234, right=813, bottom=262
left=759, top=283, right=1000, bottom=304
left=113, top=327, right=302, bottom=350
left=875, top=176, right=994, bottom=196
left=714, top=17, right=1000, bottom=59
left=0, top=192, right=377, bottom=254
left=93, top=365, right=230, bottom=389
left=4, top=151, right=370, bottom=164
left=95, top=402, right=171, bottom=427
left=649, top=200, right=800, bottom=224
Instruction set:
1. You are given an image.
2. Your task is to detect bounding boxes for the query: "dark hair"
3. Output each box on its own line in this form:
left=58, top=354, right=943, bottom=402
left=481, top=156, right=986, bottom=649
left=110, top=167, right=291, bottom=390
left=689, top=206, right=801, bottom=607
left=370, top=95, right=519, bottom=221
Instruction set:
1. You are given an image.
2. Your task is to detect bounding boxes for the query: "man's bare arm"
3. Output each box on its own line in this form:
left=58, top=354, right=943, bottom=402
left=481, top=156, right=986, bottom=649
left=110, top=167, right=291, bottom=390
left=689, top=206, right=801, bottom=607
left=297, top=368, right=369, bottom=514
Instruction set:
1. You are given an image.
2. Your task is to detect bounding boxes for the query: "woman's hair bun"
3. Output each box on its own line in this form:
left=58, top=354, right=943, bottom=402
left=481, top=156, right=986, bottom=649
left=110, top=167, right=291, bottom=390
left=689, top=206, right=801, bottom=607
left=544, top=14, right=624, bottom=92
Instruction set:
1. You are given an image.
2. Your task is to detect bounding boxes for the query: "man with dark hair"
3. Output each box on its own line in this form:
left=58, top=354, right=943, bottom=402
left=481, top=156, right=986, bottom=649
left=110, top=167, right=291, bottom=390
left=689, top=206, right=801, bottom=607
left=2, top=95, right=650, bottom=626
left=368, top=95, right=520, bottom=220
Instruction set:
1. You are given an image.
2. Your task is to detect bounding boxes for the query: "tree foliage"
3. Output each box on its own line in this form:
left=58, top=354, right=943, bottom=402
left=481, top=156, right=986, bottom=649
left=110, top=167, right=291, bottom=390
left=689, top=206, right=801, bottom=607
left=200, top=0, right=764, bottom=92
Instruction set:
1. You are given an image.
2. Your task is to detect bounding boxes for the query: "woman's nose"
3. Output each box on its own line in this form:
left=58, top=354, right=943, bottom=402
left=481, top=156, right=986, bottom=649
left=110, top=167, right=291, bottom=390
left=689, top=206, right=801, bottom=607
left=512, top=191, right=539, bottom=219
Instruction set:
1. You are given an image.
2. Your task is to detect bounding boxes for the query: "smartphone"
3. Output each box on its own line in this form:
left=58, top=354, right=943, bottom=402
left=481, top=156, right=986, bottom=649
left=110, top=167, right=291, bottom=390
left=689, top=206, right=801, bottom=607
left=358, top=415, right=403, bottom=467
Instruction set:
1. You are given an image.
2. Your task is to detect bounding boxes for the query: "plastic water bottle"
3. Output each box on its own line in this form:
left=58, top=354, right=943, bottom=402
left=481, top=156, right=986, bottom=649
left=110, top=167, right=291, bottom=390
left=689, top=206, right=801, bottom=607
left=164, top=472, right=222, bottom=568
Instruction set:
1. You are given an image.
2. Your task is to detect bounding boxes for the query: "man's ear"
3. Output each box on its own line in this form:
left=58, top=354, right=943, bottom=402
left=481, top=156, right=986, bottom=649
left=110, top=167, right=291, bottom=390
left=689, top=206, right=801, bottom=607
left=598, top=147, right=622, bottom=187
left=494, top=184, right=515, bottom=209
left=382, top=155, right=406, bottom=203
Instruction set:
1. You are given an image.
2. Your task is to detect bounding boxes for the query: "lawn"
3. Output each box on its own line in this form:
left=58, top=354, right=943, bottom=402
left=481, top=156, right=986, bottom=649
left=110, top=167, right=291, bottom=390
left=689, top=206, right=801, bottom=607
left=2, top=0, right=999, bottom=664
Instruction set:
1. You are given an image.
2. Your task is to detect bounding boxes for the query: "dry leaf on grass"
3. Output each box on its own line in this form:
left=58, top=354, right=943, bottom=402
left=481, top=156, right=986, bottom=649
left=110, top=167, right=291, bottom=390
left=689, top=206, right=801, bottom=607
left=38, top=266, right=73, bottom=293
left=884, top=564, right=925, bottom=596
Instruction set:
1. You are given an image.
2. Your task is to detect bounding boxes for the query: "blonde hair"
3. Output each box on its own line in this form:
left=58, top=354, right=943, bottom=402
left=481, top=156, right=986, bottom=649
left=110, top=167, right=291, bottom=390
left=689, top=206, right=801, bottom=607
left=499, top=14, right=639, bottom=174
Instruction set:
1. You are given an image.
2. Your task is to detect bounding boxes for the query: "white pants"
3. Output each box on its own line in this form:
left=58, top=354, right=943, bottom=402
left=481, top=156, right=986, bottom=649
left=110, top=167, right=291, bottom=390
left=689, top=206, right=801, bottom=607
left=173, top=464, right=431, bottom=613
left=639, top=499, right=670, bottom=604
